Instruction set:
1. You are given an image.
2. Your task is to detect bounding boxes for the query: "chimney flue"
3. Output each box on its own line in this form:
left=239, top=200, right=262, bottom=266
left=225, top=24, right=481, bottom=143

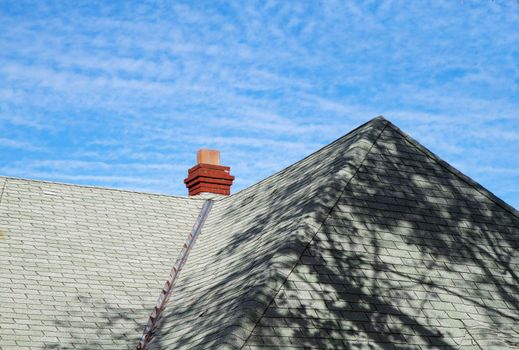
left=184, top=149, right=234, bottom=196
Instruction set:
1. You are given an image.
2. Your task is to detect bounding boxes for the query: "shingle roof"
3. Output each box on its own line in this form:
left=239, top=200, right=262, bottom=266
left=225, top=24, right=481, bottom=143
left=1, top=117, right=518, bottom=350
left=0, top=178, right=204, bottom=349
left=241, top=121, right=519, bottom=350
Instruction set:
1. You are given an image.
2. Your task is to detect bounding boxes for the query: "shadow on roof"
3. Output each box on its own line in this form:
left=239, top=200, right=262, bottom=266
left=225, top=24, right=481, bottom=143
left=149, top=117, right=519, bottom=349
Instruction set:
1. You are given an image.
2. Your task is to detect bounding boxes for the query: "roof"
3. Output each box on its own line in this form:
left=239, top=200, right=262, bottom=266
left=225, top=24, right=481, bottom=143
left=0, top=179, right=205, bottom=349
left=1, top=117, right=518, bottom=349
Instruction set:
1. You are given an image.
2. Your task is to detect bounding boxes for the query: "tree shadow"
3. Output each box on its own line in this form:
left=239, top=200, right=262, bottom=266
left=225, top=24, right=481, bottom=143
left=151, top=118, right=519, bottom=349
left=43, top=294, right=143, bottom=349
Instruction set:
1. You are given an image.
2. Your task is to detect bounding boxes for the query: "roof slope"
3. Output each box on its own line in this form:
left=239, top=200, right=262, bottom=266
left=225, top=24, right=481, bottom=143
left=150, top=117, right=519, bottom=349
left=150, top=117, right=389, bottom=348
left=243, top=121, right=519, bottom=349
left=0, top=178, right=204, bottom=349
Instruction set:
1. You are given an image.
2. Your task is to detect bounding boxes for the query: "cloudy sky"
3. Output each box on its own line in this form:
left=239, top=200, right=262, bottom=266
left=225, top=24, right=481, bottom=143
left=0, top=1, right=518, bottom=207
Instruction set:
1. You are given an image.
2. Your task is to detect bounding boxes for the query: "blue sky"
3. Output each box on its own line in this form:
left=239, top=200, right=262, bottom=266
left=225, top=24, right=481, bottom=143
left=0, top=1, right=518, bottom=208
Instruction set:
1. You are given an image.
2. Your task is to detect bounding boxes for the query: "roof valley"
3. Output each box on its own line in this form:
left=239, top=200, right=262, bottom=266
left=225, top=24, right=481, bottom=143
left=137, top=199, right=214, bottom=349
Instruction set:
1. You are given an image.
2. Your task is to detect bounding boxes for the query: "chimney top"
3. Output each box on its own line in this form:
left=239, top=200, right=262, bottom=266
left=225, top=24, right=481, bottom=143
left=197, top=149, right=220, bottom=165
left=184, top=149, right=234, bottom=196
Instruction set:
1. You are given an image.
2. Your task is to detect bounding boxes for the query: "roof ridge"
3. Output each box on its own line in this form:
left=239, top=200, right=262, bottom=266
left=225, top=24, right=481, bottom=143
left=238, top=119, right=390, bottom=349
left=0, top=175, right=205, bottom=200
left=221, top=116, right=387, bottom=201
left=384, top=121, right=519, bottom=218
left=227, top=119, right=519, bottom=350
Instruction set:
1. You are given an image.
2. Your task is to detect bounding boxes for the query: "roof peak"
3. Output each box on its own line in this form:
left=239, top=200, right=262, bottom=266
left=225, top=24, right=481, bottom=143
left=224, top=115, right=389, bottom=200
left=149, top=116, right=519, bottom=349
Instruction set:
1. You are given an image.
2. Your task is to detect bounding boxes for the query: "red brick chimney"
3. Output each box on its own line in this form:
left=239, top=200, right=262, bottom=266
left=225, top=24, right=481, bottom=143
left=184, top=149, right=235, bottom=196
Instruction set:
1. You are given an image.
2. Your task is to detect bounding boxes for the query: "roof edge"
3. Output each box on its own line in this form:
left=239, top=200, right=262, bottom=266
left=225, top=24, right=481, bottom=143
left=0, top=117, right=390, bottom=204
left=384, top=121, right=519, bottom=218
left=0, top=175, right=207, bottom=201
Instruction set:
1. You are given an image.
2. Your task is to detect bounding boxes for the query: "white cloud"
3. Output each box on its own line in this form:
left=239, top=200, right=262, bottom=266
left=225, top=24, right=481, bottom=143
left=0, top=1, right=517, bottom=206
left=0, top=137, right=42, bottom=151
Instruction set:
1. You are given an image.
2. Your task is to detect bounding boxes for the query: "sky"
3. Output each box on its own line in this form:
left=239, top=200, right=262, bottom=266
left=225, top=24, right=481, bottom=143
left=0, top=1, right=518, bottom=208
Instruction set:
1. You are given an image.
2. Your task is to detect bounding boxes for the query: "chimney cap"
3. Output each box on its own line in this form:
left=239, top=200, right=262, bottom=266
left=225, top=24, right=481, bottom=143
left=197, top=149, right=220, bottom=166
left=186, top=149, right=233, bottom=196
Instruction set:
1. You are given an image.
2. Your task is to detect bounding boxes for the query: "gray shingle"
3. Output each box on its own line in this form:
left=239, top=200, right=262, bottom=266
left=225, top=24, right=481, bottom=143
left=0, top=178, right=204, bottom=349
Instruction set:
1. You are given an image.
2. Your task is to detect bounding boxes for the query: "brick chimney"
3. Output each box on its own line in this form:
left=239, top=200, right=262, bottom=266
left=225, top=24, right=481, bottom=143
left=184, top=149, right=235, bottom=196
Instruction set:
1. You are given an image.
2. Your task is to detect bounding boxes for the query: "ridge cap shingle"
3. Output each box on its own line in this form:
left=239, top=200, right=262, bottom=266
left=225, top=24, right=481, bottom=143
left=0, top=175, right=205, bottom=200
left=221, top=116, right=388, bottom=201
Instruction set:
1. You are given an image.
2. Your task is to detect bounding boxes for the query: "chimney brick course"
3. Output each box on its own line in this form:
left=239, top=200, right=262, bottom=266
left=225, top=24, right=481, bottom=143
left=184, top=150, right=234, bottom=196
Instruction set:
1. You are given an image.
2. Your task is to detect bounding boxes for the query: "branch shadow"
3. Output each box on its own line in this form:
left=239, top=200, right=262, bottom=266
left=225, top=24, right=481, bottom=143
left=44, top=294, right=143, bottom=349
left=152, top=120, right=519, bottom=349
